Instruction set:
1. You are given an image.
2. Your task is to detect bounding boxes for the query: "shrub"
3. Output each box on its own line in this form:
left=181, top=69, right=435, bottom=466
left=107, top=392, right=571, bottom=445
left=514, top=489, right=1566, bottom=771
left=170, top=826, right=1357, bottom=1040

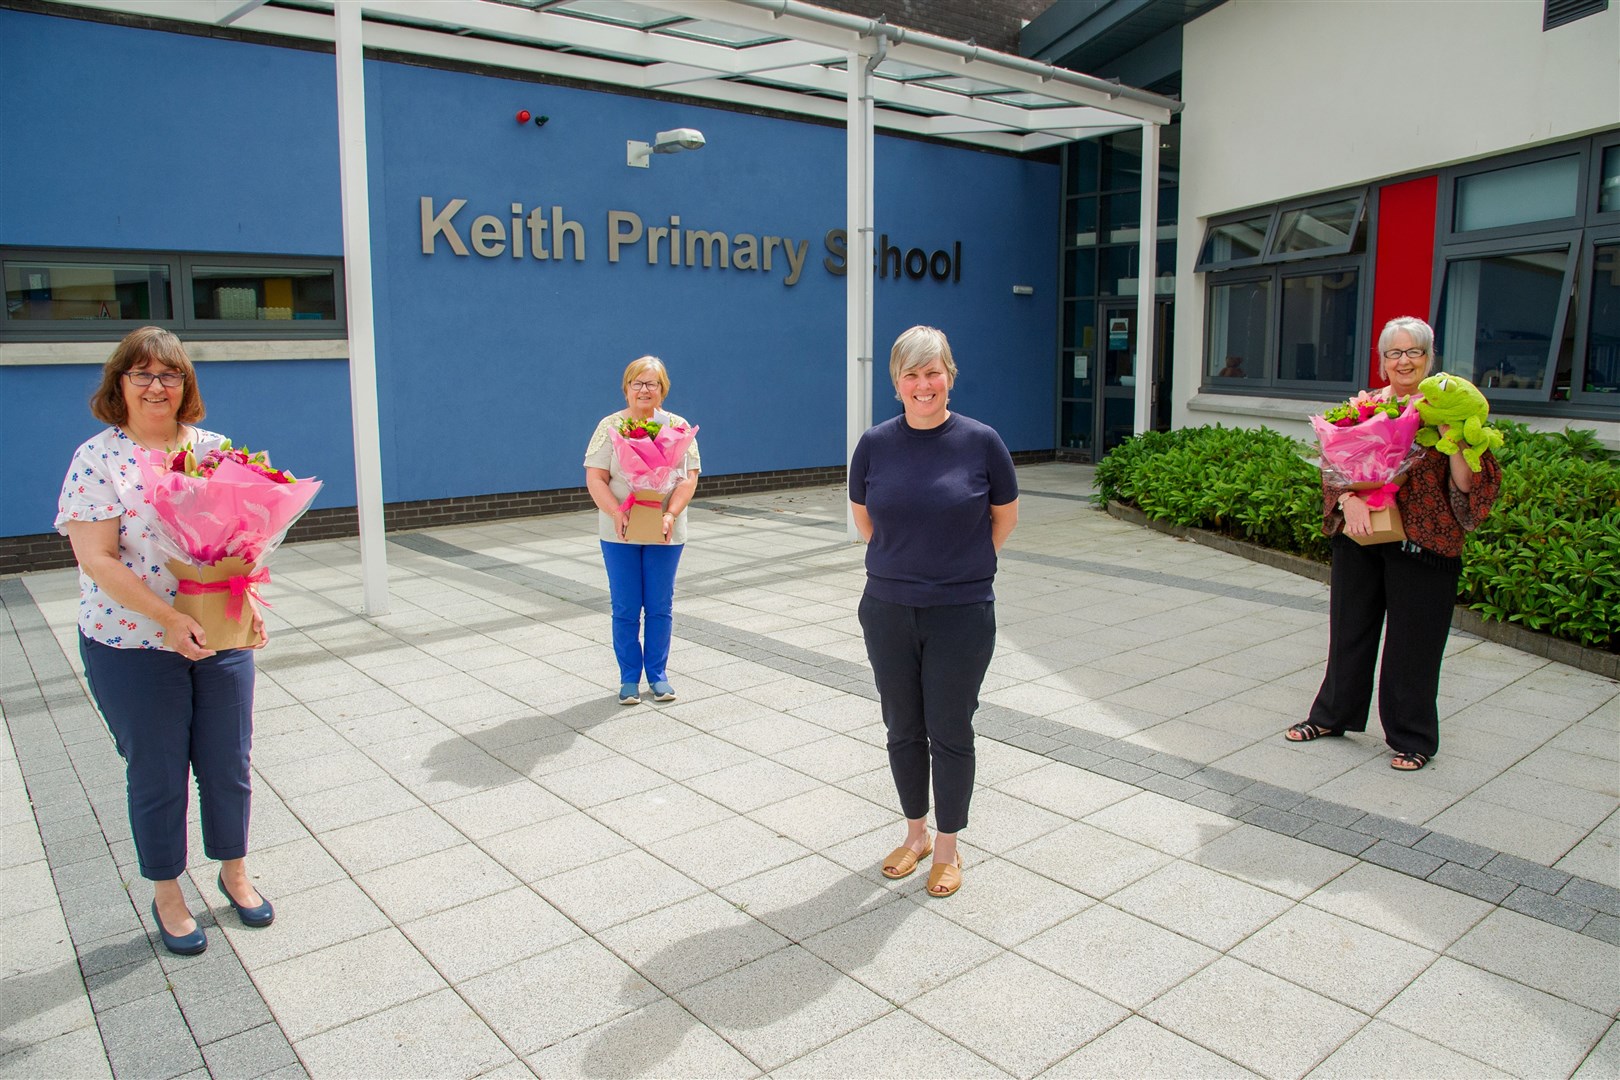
left=1098, top=421, right=1619, bottom=652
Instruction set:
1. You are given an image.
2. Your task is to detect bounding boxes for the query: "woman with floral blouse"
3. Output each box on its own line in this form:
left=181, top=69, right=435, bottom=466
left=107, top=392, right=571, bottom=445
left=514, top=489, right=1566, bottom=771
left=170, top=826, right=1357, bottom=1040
left=57, top=327, right=273, bottom=955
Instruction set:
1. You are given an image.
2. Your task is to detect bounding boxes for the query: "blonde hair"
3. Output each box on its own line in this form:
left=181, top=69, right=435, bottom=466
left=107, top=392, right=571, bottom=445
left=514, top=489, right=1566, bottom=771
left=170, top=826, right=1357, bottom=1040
left=90, top=326, right=205, bottom=426
left=622, top=355, right=670, bottom=397
left=888, top=326, right=957, bottom=388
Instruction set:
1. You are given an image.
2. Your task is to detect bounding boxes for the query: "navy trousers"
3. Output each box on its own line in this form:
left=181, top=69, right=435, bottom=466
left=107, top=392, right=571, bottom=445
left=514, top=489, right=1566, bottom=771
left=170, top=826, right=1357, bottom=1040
left=858, top=595, right=996, bottom=834
left=1308, top=535, right=1460, bottom=757
left=80, top=634, right=256, bottom=880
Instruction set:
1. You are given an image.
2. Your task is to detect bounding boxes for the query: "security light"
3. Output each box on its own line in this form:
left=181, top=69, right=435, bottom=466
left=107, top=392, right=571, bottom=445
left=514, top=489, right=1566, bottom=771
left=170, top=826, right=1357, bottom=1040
left=627, top=128, right=706, bottom=168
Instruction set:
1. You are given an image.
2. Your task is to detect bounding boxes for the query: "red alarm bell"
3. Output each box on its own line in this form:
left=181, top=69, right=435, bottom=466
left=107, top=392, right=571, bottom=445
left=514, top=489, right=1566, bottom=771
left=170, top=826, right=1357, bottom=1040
left=516, top=110, right=531, bottom=124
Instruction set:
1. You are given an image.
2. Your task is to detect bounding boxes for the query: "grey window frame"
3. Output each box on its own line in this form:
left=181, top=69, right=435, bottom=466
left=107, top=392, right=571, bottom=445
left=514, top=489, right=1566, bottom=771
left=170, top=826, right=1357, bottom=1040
left=1272, top=256, right=1366, bottom=392
left=1437, top=142, right=1591, bottom=245
left=1204, top=269, right=1273, bottom=385
left=1265, top=191, right=1368, bottom=264
left=1590, top=130, right=1620, bottom=225
left=1194, top=210, right=1274, bottom=272
left=0, top=247, right=345, bottom=341
left=1571, top=224, right=1620, bottom=406
left=1430, top=231, right=1582, bottom=405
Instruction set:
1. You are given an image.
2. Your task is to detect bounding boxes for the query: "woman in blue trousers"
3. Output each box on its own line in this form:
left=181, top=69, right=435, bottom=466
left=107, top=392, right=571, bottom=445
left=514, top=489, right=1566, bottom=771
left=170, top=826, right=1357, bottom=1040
left=584, top=356, right=701, bottom=705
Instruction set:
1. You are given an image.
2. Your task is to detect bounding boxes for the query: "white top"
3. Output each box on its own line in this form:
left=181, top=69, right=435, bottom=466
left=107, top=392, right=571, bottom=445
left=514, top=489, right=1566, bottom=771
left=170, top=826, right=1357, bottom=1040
left=583, top=410, right=701, bottom=545
left=55, top=425, right=226, bottom=649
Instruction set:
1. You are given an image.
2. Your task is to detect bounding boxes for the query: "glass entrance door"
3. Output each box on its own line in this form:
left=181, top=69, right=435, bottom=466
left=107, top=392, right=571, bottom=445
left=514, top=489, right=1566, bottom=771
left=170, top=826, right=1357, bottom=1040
left=1099, top=304, right=1139, bottom=454
left=1095, top=301, right=1174, bottom=456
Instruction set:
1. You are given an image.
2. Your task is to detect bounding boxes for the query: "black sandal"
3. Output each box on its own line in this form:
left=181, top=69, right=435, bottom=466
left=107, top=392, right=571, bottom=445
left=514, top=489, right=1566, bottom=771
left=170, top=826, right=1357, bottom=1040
left=1390, top=752, right=1430, bottom=771
left=1285, top=722, right=1343, bottom=742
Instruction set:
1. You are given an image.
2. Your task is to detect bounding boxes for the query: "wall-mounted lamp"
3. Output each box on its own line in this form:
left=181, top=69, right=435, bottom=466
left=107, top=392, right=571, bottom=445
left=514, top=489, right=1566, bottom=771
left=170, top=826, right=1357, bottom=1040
left=515, top=109, right=549, bottom=127
left=627, top=127, right=706, bottom=168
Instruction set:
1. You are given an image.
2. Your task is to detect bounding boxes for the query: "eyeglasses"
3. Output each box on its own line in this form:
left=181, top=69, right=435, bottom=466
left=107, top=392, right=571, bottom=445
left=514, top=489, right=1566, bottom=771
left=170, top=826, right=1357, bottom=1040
left=628, top=380, right=661, bottom=393
left=1382, top=347, right=1428, bottom=360
left=125, top=371, right=185, bottom=388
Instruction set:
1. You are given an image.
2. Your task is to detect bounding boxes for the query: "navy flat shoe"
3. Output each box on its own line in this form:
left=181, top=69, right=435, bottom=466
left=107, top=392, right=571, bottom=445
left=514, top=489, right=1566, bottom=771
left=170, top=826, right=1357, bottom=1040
left=151, top=900, right=207, bottom=956
left=218, top=873, right=275, bottom=927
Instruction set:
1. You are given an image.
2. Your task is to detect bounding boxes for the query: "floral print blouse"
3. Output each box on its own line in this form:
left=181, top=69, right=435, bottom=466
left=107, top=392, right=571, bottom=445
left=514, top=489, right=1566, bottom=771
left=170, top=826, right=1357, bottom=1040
left=1322, top=447, right=1502, bottom=558
left=56, top=426, right=225, bottom=649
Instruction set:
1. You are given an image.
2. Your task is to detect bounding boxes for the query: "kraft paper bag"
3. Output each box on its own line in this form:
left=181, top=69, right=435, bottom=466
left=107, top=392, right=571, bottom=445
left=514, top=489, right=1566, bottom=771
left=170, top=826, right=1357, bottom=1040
left=623, top=491, right=670, bottom=545
left=168, top=557, right=261, bottom=651
left=1345, top=481, right=1407, bottom=546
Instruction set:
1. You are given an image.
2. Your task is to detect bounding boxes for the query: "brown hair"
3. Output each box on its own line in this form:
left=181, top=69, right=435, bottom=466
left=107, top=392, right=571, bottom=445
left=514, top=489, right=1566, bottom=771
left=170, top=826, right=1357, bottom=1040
left=89, top=327, right=205, bottom=426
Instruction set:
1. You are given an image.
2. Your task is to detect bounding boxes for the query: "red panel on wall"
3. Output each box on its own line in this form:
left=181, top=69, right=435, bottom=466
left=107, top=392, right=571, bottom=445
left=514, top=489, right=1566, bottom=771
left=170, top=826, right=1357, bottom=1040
left=1369, top=175, right=1439, bottom=387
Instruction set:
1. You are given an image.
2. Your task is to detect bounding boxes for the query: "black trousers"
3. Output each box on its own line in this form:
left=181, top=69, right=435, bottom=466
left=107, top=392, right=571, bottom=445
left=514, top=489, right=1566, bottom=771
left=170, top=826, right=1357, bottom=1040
left=858, top=594, right=996, bottom=834
left=1308, top=535, right=1460, bottom=757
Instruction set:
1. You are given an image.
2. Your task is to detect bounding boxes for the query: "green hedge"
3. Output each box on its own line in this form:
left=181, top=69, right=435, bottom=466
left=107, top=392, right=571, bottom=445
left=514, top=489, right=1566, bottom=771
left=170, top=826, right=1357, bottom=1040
left=1095, top=422, right=1619, bottom=652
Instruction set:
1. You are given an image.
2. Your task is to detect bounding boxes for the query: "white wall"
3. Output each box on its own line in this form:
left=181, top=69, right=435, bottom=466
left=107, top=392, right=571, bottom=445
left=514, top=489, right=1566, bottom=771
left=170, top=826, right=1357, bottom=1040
left=1170, top=0, right=1620, bottom=442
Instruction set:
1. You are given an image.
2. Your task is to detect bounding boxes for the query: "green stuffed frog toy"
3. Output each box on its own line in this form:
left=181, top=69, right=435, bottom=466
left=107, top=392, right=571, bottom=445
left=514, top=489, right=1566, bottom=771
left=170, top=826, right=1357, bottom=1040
left=1415, top=372, right=1503, bottom=472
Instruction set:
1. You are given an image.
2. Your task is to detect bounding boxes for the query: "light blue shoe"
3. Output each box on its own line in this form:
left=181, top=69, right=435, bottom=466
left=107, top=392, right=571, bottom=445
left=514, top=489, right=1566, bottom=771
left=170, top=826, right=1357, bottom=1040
left=619, top=682, right=641, bottom=705
left=650, top=681, right=677, bottom=702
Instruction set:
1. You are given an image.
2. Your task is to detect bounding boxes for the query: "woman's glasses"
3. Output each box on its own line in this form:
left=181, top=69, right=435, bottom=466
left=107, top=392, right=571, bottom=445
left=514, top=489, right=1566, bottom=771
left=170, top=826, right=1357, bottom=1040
left=125, top=371, right=185, bottom=388
left=1382, top=347, right=1428, bottom=360
left=628, top=380, right=661, bottom=392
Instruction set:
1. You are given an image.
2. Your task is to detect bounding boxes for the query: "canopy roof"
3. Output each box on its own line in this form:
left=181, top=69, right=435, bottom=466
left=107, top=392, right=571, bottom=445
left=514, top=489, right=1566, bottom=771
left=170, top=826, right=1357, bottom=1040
left=68, top=0, right=1179, bottom=150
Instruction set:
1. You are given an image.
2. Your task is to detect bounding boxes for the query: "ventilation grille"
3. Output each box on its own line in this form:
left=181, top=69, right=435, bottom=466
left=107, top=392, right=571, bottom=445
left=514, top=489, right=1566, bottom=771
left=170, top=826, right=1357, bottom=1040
left=1545, top=0, right=1609, bottom=30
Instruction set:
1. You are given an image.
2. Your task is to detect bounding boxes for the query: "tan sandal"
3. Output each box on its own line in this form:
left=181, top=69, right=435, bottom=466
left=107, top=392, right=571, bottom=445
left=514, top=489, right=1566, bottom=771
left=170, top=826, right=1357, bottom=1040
left=881, top=841, right=932, bottom=879
left=925, top=860, right=962, bottom=898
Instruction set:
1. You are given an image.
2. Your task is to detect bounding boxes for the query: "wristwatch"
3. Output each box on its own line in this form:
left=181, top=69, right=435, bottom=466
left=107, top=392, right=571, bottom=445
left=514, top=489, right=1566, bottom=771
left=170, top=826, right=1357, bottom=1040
left=1336, top=492, right=1354, bottom=511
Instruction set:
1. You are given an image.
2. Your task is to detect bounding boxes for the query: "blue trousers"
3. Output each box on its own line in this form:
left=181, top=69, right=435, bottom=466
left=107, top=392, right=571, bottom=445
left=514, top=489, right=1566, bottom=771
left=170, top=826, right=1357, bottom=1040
left=858, top=595, right=997, bottom=834
left=79, top=634, right=256, bottom=881
left=600, top=541, right=684, bottom=684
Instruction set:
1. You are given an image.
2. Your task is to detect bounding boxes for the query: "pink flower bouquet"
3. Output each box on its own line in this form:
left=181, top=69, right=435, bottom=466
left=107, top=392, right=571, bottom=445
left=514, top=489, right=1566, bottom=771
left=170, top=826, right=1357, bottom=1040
left=1309, top=394, right=1423, bottom=510
left=137, top=441, right=322, bottom=648
left=608, top=416, right=698, bottom=543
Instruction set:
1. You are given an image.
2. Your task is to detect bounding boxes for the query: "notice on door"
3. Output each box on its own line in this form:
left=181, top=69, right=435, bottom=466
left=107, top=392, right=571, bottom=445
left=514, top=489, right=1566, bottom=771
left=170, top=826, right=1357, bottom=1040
left=1108, top=317, right=1130, bottom=350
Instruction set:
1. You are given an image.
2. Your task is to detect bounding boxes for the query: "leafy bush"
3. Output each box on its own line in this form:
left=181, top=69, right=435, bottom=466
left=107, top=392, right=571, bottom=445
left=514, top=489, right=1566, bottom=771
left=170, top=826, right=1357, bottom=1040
left=1098, top=421, right=1619, bottom=652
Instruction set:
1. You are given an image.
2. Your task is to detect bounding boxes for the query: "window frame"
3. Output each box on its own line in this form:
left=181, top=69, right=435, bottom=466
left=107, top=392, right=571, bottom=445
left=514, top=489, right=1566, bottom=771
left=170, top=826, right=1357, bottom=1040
left=0, top=247, right=346, bottom=342
left=1430, top=230, right=1582, bottom=404
left=1437, top=142, right=1591, bottom=246
left=1571, top=224, right=1620, bottom=406
left=1271, top=256, right=1366, bottom=392
left=1203, top=269, right=1274, bottom=387
left=1266, top=191, right=1368, bottom=264
left=1194, top=210, right=1275, bottom=272
left=1589, top=130, right=1620, bottom=225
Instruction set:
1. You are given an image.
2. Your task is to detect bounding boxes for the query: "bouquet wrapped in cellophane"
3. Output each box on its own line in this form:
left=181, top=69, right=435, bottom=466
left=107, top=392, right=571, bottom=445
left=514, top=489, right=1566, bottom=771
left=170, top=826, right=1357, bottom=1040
left=608, top=415, right=699, bottom=543
left=1309, top=394, right=1423, bottom=545
left=137, top=441, right=322, bottom=648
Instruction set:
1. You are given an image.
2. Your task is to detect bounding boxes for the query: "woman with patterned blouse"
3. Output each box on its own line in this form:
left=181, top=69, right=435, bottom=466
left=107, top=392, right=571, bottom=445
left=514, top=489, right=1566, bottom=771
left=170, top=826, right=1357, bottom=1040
left=1286, top=317, right=1502, bottom=771
left=57, top=327, right=274, bottom=956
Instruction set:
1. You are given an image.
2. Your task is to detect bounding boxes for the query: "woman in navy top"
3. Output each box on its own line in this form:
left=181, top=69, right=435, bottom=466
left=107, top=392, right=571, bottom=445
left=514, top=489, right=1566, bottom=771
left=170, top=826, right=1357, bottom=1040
left=850, top=326, right=1019, bottom=897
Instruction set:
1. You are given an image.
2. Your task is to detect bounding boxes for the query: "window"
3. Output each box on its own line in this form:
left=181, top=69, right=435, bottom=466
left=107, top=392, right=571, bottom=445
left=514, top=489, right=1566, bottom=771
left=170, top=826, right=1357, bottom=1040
left=1453, top=155, right=1581, bottom=233
left=1206, top=277, right=1269, bottom=381
left=1198, top=189, right=1369, bottom=391
left=1430, top=132, right=1620, bottom=413
left=1436, top=241, right=1577, bottom=399
left=0, top=249, right=344, bottom=340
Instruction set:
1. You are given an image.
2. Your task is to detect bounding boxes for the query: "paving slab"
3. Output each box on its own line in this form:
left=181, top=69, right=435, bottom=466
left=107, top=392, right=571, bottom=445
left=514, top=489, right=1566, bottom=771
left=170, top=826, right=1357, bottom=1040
left=4, top=466, right=1617, bottom=1079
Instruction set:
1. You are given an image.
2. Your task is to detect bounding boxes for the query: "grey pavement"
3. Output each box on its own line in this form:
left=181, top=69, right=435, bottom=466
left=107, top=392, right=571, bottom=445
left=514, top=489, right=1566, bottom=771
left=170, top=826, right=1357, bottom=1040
left=2, top=461, right=1616, bottom=1079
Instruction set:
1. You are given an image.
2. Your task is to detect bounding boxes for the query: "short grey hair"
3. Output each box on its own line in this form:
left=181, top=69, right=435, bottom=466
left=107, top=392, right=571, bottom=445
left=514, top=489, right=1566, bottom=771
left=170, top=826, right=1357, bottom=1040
left=888, top=325, right=958, bottom=387
left=1378, top=316, right=1436, bottom=379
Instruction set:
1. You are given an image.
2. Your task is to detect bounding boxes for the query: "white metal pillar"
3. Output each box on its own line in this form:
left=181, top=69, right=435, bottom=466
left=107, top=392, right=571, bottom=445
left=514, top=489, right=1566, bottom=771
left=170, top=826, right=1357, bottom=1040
left=335, top=0, right=389, bottom=614
left=845, top=47, right=875, bottom=540
left=1134, top=120, right=1160, bottom=437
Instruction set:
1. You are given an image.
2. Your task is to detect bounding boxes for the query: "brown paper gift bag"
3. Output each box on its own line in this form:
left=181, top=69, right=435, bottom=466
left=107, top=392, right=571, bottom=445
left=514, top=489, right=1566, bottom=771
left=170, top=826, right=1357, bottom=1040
left=168, top=557, right=264, bottom=650
left=622, top=490, right=670, bottom=544
left=1345, top=481, right=1406, bottom=546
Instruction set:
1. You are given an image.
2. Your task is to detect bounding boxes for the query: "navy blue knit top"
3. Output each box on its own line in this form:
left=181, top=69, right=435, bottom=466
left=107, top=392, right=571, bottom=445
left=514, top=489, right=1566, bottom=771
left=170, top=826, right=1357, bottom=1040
left=849, top=412, right=1018, bottom=606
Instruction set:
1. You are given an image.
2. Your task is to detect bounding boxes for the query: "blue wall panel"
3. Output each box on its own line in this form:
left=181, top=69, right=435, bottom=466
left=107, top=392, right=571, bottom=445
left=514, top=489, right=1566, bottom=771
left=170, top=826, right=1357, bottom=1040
left=1, top=8, right=1058, bottom=538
